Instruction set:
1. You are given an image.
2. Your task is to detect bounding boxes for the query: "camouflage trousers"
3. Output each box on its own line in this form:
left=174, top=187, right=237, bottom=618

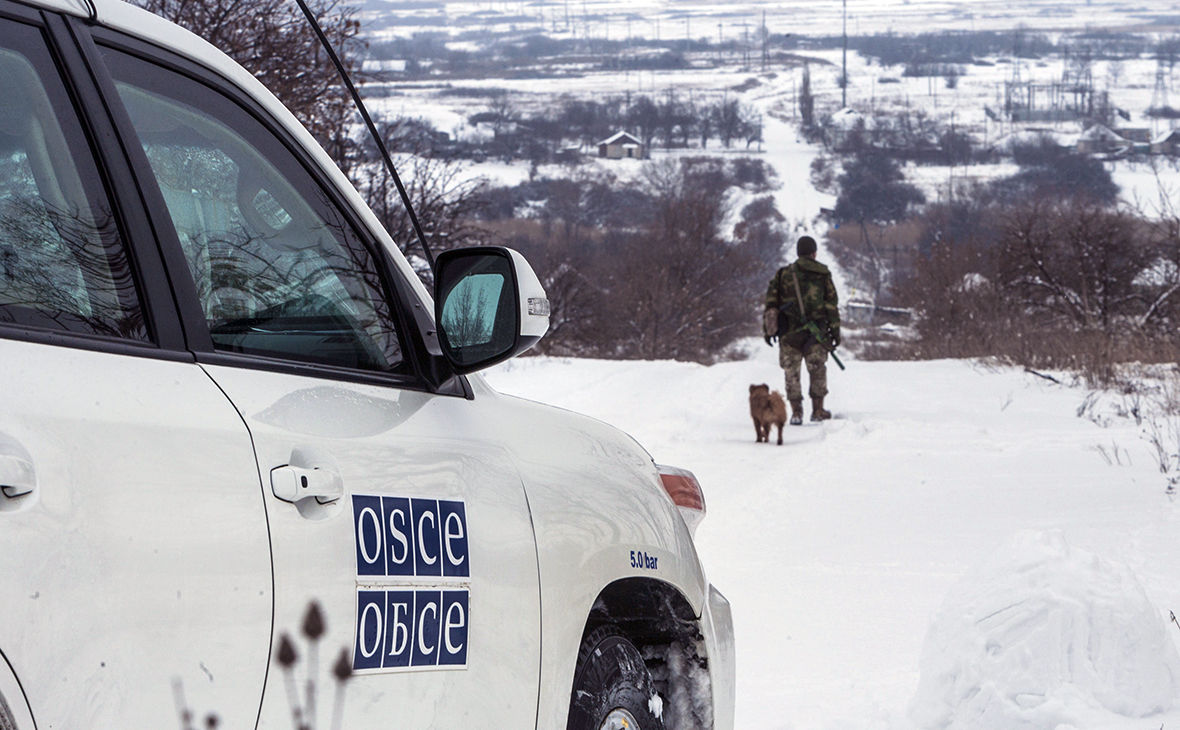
left=779, top=340, right=828, bottom=401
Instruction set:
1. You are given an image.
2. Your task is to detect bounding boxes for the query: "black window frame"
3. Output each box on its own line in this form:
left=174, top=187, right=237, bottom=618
left=0, top=2, right=188, bottom=360
left=76, top=21, right=461, bottom=394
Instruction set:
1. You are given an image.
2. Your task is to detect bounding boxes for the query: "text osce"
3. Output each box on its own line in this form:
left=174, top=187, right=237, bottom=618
left=353, top=495, right=469, bottom=578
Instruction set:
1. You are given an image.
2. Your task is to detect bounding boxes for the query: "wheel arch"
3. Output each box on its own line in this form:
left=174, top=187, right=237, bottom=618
left=574, top=577, right=715, bottom=730
left=0, top=648, right=36, bottom=730
left=582, top=577, right=699, bottom=646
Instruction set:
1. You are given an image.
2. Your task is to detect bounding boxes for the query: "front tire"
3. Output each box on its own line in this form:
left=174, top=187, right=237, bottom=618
left=567, top=626, right=665, bottom=730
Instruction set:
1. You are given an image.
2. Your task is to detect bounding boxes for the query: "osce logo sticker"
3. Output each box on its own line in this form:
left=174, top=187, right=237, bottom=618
left=353, top=495, right=468, bottom=578
left=353, top=589, right=469, bottom=671
left=352, top=495, right=470, bottom=674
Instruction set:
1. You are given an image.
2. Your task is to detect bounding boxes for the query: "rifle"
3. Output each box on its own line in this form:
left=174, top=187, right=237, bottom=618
left=802, top=320, right=846, bottom=371
left=774, top=306, right=846, bottom=370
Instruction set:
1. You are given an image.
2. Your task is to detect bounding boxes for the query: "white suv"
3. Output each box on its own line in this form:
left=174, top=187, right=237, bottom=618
left=0, top=0, right=734, bottom=727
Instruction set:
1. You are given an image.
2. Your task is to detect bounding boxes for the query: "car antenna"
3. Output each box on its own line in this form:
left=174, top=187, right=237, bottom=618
left=291, top=0, right=436, bottom=271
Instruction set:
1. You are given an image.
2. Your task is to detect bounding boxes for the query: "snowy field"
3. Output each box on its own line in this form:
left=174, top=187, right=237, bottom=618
left=368, top=41, right=1180, bottom=217
left=364, top=0, right=1171, bottom=39
left=485, top=349, right=1180, bottom=729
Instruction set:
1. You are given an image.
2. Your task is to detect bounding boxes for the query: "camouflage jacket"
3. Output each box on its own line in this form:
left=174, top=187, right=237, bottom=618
left=765, top=257, right=840, bottom=345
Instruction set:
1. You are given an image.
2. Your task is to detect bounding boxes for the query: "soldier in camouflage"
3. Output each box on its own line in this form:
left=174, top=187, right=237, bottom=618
left=762, top=235, right=841, bottom=424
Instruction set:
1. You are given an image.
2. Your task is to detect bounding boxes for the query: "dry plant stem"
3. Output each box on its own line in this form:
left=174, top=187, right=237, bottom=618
left=173, top=678, right=194, bottom=730
left=331, top=684, right=347, bottom=730
left=306, top=643, right=318, bottom=730
left=1143, top=375, right=1180, bottom=493
left=283, top=668, right=303, bottom=729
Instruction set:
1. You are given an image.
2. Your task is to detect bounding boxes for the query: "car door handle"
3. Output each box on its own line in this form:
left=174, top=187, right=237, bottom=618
left=0, top=454, right=35, bottom=498
left=0, top=433, right=36, bottom=500
left=270, top=464, right=343, bottom=505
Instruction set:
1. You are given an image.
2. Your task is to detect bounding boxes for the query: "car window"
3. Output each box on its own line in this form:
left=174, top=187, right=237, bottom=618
left=100, top=48, right=404, bottom=372
left=0, top=22, right=146, bottom=340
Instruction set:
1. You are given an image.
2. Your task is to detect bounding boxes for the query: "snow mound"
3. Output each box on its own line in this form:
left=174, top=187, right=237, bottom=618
left=909, top=530, right=1180, bottom=729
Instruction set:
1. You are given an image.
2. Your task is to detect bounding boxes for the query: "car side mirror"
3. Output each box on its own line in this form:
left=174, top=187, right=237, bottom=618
left=433, top=247, right=549, bottom=374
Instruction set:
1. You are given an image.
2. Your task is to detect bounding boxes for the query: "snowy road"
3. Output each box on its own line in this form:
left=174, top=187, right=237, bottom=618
left=486, top=347, right=1180, bottom=729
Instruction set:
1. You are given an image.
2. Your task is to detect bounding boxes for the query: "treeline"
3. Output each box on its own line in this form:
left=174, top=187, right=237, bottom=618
left=370, top=93, right=764, bottom=165
left=811, top=109, right=986, bottom=165
left=829, top=29, right=1178, bottom=68
left=896, top=195, right=1180, bottom=384
left=471, top=158, right=787, bottom=361
left=829, top=136, right=1122, bottom=290
left=495, top=93, right=763, bottom=158
left=848, top=31, right=1057, bottom=67
left=368, top=33, right=711, bottom=78
left=831, top=135, right=1180, bottom=383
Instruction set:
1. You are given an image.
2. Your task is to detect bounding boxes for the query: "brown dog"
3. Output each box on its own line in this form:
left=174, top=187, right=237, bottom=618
left=749, top=384, right=787, bottom=445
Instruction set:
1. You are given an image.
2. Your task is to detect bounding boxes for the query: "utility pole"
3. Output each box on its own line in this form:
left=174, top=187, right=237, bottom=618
left=761, top=10, right=769, bottom=71
left=1152, top=56, right=1169, bottom=136
left=842, top=0, right=848, bottom=108
left=742, top=21, right=750, bottom=69
left=948, top=109, right=956, bottom=203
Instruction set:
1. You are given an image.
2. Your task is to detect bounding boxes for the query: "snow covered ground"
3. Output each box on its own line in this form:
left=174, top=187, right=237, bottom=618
left=365, top=0, right=1164, bottom=40
left=485, top=348, right=1180, bottom=729
left=372, top=47, right=1180, bottom=221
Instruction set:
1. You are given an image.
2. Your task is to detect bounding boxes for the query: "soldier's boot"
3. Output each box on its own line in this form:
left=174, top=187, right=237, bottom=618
left=810, top=396, right=832, bottom=422
left=789, top=399, right=804, bottom=426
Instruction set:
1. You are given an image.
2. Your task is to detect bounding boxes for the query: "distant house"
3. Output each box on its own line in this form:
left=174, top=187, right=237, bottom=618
left=1075, top=124, right=1129, bottom=155
left=1151, top=129, right=1180, bottom=156
left=1115, top=127, right=1151, bottom=143
left=597, top=131, right=646, bottom=160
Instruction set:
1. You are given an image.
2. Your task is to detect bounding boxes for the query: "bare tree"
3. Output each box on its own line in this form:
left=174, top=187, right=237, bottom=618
left=487, top=93, right=518, bottom=158
left=134, top=0, right=363, bottom=170
left=1139, top=179, right=1180, bottom=329
left=602, top=160, right=762, bottom=361
left=713, top=98, right=742, bottom=148
left=475, top=159, right=789, bottom=361
left=695, top=97, right=714, bottom=149
left=626, top=96, right=660, bottom=150
left=999, top=200, right=1150, bottom=330
left=740, top=106, right=763, bottom=149
left=354, top=155, right=490, bottom=272
left=504, top=234, right=604, bottom=357
left=799, top=64, right=815, bottom=129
